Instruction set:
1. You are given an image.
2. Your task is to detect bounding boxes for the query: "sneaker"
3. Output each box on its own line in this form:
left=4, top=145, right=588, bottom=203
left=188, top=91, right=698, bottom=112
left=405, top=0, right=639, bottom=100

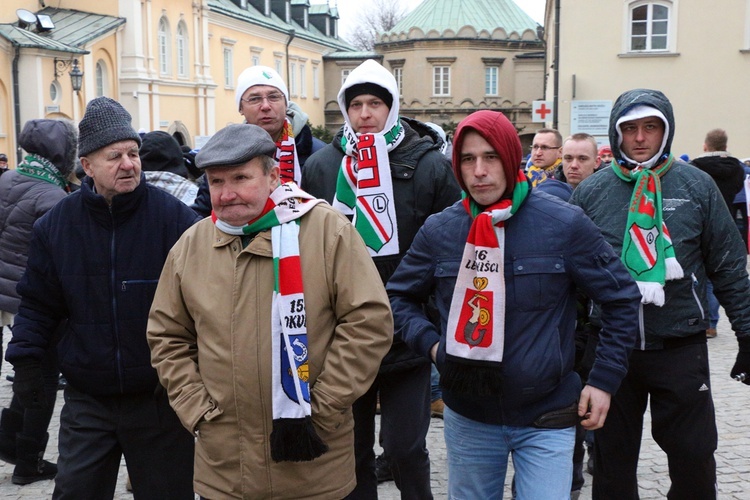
left=375, top=453, right=393, bottom=483
left=430, top=398, right=444, bottom=419
left=706, top=328, right=717, bottom=338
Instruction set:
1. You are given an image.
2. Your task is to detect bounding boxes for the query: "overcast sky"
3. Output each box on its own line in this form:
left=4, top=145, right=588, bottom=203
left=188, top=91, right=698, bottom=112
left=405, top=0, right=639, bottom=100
left=322, top=0, right=546, bottom=40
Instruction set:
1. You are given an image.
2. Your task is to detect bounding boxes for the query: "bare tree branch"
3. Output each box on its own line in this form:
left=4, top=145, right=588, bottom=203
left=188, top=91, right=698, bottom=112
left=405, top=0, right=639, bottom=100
left=346, top=0, right=409, bottom=51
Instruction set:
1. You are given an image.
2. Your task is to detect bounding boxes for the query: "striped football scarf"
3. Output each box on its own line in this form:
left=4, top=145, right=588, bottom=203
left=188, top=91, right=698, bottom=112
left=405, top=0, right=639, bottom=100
left=17, top=154, right=70, bottom=191
left=332, top=119, right=404, bottom=257
left=611, top=154, right=683, bottom=306
left=275, top=119, right=301, bottom=184
left=212, top=182, right=327, bottom=462
left=440, top=171, right=529, bottom=396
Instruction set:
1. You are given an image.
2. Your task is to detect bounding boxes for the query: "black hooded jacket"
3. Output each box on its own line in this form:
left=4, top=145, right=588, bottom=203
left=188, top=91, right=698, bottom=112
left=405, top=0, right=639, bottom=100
left=302, top=117, right=461, bottom=372
left=690, top=154, right=745, bottom=211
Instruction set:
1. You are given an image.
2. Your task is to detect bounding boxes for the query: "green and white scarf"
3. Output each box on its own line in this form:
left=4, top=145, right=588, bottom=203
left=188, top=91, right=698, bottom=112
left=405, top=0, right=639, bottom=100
left=213, top=182, right=327, bottom=462
left=332, top=120, right=404, bottom=257
left=17, top=154, right=69, bottom=191
left=612, top=155, right=683, bottom=306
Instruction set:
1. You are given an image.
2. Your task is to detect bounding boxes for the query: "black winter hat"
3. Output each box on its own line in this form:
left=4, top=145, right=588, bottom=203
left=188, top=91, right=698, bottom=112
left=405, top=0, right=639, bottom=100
left=78, top=97, right=141, bottom=157
left=344, top=83, right=393, bottom=110
left=19, top=119, right=78, bottom=176
left=140, top=131, right=190, bottom=179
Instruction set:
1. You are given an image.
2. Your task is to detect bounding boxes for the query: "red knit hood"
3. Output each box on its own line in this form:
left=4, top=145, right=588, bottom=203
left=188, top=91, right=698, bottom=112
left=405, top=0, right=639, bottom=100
left=452, top=110, right=522, bottom=200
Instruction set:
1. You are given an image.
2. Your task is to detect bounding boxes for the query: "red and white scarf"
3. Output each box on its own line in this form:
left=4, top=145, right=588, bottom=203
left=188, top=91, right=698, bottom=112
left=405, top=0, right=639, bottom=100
left=275, top=119, right=301, bottom=185
left=441, top=172, right=529, bottom=396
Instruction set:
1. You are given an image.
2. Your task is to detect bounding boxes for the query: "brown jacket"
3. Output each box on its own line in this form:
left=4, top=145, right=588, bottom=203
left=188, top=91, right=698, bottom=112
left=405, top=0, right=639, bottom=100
left=148, top=203, right=393, bottom=499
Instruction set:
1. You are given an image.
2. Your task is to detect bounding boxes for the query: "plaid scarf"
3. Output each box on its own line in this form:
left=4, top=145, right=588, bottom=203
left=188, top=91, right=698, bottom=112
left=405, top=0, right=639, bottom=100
left=332, top=119, right=404, bottom=257
left=611, top=154, right=683, bottom=306
left=16, top=154, right=69, bottom=191
left=275, top=119, right=301, bottom=185
left=213, top=182, right=327, bottom=462
left=441, top=171, right=529, bottom=396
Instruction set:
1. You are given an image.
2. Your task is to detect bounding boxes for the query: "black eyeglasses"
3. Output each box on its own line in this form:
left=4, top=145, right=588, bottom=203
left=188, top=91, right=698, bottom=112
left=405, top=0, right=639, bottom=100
left=240, top=92, right=285, bottom=107
left=530, top=145, right=561, bottom=152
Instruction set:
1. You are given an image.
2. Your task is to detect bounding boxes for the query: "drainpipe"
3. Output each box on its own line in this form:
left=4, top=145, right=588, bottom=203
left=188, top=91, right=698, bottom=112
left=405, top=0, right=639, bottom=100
left=12, top=44, right=22, bottom=165
left=552, top=0, right=560, bottom=129
left=285, top=29, right=296, bottom=91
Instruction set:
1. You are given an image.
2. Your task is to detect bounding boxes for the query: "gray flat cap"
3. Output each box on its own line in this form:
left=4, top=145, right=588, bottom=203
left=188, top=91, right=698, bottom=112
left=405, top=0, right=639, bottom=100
left=196, top=123, right=277, bottom=169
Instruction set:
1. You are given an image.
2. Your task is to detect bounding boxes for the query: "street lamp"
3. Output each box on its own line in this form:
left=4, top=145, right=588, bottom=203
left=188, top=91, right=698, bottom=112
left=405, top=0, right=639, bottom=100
left=54, top=57, right=84, bottom=93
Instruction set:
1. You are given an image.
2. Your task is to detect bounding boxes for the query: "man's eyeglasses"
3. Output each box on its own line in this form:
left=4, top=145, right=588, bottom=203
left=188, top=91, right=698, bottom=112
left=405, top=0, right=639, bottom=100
left=530, top=145, right=561, bottom=152
left=240, top=92, right=285, bottom=107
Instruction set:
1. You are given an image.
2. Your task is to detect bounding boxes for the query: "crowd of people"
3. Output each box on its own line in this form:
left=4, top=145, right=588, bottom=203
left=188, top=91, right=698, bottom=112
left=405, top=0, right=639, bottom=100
left=1, top=59, right=750, bottom=500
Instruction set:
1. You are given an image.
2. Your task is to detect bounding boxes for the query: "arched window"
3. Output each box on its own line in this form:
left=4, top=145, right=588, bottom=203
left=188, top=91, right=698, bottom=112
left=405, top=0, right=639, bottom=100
left=158, top=17, right=171, bottom=75
left=176, top=21, right=189, bottom=77
left=95, top=60, right=109, bottom=97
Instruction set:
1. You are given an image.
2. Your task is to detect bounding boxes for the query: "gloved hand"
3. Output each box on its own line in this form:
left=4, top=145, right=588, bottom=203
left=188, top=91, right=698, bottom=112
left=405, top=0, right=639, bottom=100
left=12, top=362, right=47, bottom=409
left=731, top=337, right=750, bottom=386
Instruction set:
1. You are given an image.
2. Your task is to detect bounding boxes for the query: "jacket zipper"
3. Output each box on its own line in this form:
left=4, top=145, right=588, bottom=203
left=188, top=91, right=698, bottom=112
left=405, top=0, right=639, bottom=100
left=691, top=273, right=705, bottom=320
left=109, top=207, right=124, bottom=393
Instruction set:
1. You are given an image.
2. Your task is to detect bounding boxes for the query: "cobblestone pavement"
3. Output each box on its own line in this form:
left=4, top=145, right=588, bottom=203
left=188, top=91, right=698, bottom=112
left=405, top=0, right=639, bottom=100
left=2, top=308, right=750, bottom=498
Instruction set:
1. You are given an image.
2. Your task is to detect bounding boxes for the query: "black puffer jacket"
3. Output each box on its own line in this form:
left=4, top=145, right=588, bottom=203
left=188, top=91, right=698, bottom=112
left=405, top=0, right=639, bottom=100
left=302, top=117, right=461, bottom=372
left=0, top=119, right=78, bottom=314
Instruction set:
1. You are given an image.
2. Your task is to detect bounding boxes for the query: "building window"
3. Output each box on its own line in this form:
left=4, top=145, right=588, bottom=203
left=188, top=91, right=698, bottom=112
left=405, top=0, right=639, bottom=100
left=176, top=22, right=189, bottom=77
left=313, top=66, right=320, bottom=98
left=158, top=17, right=171, bottom=75
left=630, top=2, right=670, bottom=51
left=224, top=47, right=233, bottom=87
left=275, top=59, right=283, bottom=78
left=300, top=64, right=306, bottom=98
left=50, top=81, right=60, bottom=102
left=96, top=61, right=107, bottom=97
left=341, top=69, right=351, bottom=85
left=393, top=67, right=403, bottom=96
left=290, top=62, right=297, bottom=96
left=485, top=66, right=499, bottom=95
left=433, top=66, right=450, bottom=96
left=252, top=55, right=260, bottom=66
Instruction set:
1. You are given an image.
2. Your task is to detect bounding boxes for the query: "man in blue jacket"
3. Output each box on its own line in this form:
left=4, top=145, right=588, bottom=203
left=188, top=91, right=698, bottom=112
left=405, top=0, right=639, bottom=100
left=6, top=97, right=200, bottom=498
left=571, top=89, right=750, bottom=499
left=387, top=110, right=641, bottom=499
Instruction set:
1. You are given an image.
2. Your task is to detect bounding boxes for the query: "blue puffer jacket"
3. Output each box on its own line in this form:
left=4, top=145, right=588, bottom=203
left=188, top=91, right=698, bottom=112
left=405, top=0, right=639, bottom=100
left=7, top=174, right=201, bottom=396
left=387, top=190, right=641, bottom=426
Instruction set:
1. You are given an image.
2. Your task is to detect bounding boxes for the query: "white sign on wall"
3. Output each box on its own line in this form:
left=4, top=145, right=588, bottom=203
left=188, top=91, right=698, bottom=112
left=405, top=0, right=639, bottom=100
left=570, top=100, right=612, bottom=135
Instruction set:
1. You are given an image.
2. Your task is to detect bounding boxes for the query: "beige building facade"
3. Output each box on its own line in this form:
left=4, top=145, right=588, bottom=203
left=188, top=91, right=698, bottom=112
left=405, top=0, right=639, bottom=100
left=0, top=0, right=347, bottom=167
left=543, top=0, right=750, bottom=158
left=321, top=0, right=546, bottom=149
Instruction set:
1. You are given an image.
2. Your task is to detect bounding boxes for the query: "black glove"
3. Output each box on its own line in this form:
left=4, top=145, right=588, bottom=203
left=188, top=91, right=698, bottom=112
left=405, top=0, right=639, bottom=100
left=12, top=362, right=47, bottom=409
left=731, top=337, right=750, bottom=386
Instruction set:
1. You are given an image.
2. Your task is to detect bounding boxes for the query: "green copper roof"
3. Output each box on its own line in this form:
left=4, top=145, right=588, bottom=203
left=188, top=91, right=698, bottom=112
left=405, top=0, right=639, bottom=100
left=387, top=0, right=539, bottom=38
left=0, top=8, right=123, bottom=53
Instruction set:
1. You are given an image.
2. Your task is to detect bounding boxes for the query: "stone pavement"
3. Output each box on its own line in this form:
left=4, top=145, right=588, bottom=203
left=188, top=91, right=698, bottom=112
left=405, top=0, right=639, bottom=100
left=2, top=311, right=750, bottom=498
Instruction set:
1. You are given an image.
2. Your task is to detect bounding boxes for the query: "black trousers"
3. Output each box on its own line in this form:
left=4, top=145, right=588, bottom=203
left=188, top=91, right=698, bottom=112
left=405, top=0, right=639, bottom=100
left=346, top=363, right=432, bottom=500
left=592, top=343, right=717, bottom=499
left=53, top=386, right=195, bottom=500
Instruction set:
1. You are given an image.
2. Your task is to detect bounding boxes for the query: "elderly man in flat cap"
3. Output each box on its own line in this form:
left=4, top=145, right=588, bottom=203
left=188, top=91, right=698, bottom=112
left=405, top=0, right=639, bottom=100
left=6, top=96, right=199, bottom=498
left=147, top=123, right=393, bottom=499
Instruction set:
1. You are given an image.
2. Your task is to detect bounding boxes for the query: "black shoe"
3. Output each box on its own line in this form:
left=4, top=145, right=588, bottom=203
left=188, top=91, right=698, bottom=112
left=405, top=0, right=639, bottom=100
left=11, top=434, right=57, bottom=485
left=587, top=453, right=595, bottom=475
left=375, top=453, right=393, bottom=483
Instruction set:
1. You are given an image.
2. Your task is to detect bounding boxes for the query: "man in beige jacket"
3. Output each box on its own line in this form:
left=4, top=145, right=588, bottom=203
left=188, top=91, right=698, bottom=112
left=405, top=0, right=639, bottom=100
left=148, top=123, right=393, bottom=499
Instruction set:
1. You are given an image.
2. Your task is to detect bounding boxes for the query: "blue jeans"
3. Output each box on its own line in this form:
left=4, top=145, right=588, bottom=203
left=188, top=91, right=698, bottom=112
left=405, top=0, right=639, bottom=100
left=444, top=405, right=575, bottom=499
left=430, top=364, right=442, bottom=402
left=706, top=280, right=720, bottom=328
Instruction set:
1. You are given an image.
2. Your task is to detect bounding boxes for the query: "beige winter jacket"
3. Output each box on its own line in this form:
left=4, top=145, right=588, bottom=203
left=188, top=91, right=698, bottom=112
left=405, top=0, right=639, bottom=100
left=148, top=203, right=392, bottom=499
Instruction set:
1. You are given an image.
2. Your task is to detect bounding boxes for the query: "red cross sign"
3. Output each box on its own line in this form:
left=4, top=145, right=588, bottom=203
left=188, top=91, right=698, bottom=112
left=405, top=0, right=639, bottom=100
left=532, top=100, right=554, bottom=123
